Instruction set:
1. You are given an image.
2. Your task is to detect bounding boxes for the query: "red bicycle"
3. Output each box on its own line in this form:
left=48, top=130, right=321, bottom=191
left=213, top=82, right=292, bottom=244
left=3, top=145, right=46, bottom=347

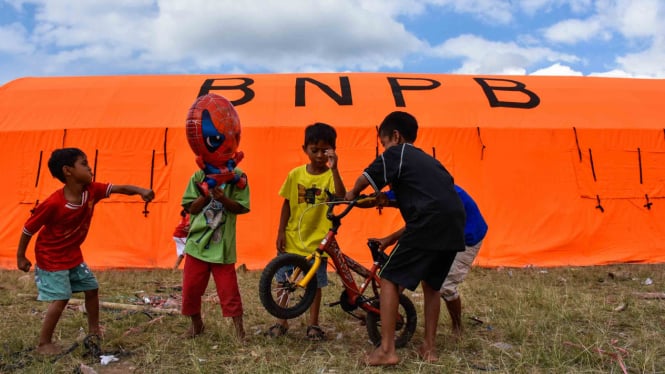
left=259, top=193, right=417, bottom=348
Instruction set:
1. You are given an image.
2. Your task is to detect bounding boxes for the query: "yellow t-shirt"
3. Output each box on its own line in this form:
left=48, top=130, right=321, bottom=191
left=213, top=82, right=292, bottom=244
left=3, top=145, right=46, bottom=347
left=279, top=165, right=338, bottom=257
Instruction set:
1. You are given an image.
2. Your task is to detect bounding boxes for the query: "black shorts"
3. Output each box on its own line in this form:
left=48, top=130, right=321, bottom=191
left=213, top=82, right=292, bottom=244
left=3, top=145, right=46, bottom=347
left=379, top=244, right=457, bottom=291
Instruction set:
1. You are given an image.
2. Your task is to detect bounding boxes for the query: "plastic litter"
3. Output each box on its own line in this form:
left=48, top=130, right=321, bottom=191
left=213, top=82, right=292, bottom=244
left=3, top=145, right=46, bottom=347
left=100, top=355, right=119, bottom=365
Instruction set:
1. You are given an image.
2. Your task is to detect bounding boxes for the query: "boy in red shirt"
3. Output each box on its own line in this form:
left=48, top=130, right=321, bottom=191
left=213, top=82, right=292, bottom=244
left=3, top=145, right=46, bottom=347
left=16, top=148, right=154, bottom=355
left=172, top=209, right=190, bottom=270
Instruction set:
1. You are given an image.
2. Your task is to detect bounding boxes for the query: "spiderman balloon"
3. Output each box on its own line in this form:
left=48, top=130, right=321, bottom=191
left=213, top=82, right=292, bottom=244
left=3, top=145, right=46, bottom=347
left=185, top=93, right=247, bottom=196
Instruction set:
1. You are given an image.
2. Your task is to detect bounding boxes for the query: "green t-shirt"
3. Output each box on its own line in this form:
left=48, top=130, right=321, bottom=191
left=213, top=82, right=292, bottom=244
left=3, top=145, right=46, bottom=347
left=279, top=165, right=338, bottom=257
left=182, top=169, right=250, bottom=264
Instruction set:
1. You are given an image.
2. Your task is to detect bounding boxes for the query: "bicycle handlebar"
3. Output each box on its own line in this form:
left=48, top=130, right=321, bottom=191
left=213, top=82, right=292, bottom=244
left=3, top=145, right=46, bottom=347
left=324, top=191, right=375, bottom=221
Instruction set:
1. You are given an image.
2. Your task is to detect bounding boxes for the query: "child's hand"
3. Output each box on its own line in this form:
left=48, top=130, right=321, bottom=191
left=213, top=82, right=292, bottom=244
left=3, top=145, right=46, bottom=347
left=276, top=233, right=286, bottom=254
left=368, top=234, right=398, bottom=251
left=344, top=191, right=354, bottom=201
left=17, top=256, right=31, bottom=272
left=141, top=189, right=155, bottom=202
left=325, top=149, right=338, bottom=170
left=211, top=186, right=225, bottom=201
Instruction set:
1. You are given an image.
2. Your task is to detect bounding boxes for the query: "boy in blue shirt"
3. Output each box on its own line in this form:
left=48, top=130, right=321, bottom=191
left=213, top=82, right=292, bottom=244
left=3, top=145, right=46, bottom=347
left=371, top=185, right=488, bottom=337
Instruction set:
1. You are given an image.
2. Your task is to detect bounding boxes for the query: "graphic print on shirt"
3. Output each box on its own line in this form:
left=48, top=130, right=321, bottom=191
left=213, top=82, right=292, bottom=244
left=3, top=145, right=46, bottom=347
left=62, top=191, right=94, bottom=241
left=298, top=184, right=323, bottom=204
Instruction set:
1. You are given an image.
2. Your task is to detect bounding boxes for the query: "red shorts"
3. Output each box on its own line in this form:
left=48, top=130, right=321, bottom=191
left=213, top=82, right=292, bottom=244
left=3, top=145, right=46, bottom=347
left=181, top=255, right=243, bottom=317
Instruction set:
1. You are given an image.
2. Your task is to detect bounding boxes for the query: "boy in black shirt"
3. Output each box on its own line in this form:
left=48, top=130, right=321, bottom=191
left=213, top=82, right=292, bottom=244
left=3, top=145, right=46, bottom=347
left=345, top=111, right=465, bottom=365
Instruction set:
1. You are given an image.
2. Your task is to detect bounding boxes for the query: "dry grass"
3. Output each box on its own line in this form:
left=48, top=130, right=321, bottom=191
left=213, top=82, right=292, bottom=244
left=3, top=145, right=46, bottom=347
left=1, top=263, right=664, bottom=373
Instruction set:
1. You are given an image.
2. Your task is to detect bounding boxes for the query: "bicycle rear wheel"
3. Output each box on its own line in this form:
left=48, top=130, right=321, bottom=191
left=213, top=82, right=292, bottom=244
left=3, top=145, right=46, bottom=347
left=365, top=293, right=417, bottom=348
left=259, top=254, right=318, bottom=320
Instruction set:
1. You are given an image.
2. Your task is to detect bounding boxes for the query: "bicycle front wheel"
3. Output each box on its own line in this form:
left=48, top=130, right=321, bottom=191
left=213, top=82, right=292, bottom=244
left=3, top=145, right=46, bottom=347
left=259, top=254, right=318, bottom=320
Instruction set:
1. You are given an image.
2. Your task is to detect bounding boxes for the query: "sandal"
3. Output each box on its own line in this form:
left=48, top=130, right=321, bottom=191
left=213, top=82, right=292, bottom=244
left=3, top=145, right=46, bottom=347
left=306, top=325, right=325, bottom=341
left=265, top=323, right=288, bottom=337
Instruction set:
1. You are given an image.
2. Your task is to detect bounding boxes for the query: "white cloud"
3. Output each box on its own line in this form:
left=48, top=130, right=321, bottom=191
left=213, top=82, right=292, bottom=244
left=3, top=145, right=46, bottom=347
left=362, top=0, right=514, bottom=24
left=429, top=34, right=579, bottom=74
left=614, top=36, right=665, bottom=77
left=543, top=17, right=607, bottom=43
left=531, top=63, right=583, bottom=76
left=443, top=0, right=514, bottom=24
left=587, top=69, right=626, bottom=77
left=519, top=0, right=593, bottom=14
left=543, top=0, right=665, bottom=43
left=1, top=0, right=425, bottom=75
left=0, top=22, right=33, bottom=54
left=1, top=0, right=665, bottom=83
left=612, top=0, right=664, bottom=38
left=147, top=0, right=424, bottom=72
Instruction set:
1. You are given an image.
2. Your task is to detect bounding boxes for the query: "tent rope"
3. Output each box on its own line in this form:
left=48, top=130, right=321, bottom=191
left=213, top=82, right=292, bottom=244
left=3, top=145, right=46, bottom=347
left=31, top=150, right=43, bottom=214
left=637, top=147, right=643, bottom=184
left=644, top=194, right=652, bottom=210
left=163, top=128, right=168, bottom=165
left=374, top=125, right=379, bottom=158
left=588, top=148, right=597, bottom=181
left=34, top=150, right=42, bottom=188
left=595, top=195, right=604, bottom=213
left=143, top=149, right=155, bottom=217
left=92, top=149, right=98, bottom=182
left=476, top=126, right=486, bottom=160
left=573, top=127, right=582, bottom=162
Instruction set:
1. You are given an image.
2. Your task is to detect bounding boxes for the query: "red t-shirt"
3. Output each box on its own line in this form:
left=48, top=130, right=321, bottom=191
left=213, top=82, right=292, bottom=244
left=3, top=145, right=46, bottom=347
left=23, top=182, right=111, bottom=271
left=172, top=213, right=190, bottom=237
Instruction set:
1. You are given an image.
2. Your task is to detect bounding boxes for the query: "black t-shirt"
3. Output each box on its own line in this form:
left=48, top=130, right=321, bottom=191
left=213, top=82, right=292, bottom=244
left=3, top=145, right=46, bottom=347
left=363, top=143, right=466, bottom=252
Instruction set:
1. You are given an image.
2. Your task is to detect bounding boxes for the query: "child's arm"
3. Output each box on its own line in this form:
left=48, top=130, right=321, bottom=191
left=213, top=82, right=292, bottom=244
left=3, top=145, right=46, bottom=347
left=326, top=149, right=346, bottom=198
left=16, top=232, right=32, bottom=272
left=369, top=227, right=405, bottom=251
left=275, top=199, right=290, bottom=253
left=111, top=185, right=155, bottom=202
left=184, top=195, right=208, bottom=215
left=345, top=174, right=370, bottom=201
left=210, top=186, right=248, bottom=214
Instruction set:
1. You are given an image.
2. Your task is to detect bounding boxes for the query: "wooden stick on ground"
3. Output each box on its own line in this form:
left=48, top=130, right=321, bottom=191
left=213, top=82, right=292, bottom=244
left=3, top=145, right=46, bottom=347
left=17, top=294, right=180, bottom=315
left=633, top=292, right=665, bottom=299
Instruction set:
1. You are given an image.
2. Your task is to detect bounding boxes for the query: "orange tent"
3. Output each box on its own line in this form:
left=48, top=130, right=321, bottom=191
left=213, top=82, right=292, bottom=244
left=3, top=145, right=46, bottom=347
left=1, top=73, right=664, bottom=269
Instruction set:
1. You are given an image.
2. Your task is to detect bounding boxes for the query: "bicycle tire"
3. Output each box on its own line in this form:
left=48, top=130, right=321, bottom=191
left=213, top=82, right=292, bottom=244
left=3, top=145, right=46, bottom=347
left=259, top=254, right=318, bottom=320
left=365, top=293, right=417, bottom=348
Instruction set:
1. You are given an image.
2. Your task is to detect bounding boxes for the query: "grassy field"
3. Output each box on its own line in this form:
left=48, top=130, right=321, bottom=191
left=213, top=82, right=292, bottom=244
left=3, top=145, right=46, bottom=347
left=1, top=263, right=664, bottom=373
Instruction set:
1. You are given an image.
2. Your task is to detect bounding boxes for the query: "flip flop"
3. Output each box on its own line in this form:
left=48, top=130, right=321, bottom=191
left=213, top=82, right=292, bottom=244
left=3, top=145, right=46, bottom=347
left=265, top=323, right=288, bottom=337
left=306, top=325, right=325, bottom=341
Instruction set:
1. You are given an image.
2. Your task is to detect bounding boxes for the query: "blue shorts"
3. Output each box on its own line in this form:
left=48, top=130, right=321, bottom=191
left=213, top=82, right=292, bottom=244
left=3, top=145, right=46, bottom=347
left=35, top=263, right=99, bottom=301
left=276, top=254, right=328, bottom=288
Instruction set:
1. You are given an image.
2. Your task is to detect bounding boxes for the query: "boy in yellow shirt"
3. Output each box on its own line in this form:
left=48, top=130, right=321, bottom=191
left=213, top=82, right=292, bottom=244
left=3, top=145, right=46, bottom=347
left=267, top=123, right=345, bottom=340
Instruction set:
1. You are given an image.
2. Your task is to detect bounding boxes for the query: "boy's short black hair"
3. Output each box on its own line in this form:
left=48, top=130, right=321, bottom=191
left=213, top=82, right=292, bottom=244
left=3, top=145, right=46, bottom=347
left=304, top=122, right=337, bottom=149
left=48, top=148, right=86, bottom=183
left=378, top=111, right=418, bottom=143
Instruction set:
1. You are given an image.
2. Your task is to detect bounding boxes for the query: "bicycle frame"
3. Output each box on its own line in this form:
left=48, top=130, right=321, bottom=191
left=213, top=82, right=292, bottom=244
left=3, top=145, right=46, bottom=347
left=291, top=195, right=383, bottom=314
left=258, top=193, right=417, bottom=347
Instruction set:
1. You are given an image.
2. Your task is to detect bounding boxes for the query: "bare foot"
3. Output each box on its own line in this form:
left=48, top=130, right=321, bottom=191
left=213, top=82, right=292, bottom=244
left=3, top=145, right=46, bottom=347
left=233, top=316, right=245, bottom=341
left=182, top=323, right=205, bottom=339
left=451, top=328, right=463, bottom=343
left=36, top=343, right=63, bottom=355
left=417, top=344, right=439, bottom=363
left=364, top=347, right=399, bottom=366
left=89, top=325, right=106, bottom=338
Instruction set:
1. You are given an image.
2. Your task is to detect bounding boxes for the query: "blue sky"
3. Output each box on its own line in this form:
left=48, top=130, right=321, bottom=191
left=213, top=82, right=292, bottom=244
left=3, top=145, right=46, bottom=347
left=1, top=0, right=664, bottom=86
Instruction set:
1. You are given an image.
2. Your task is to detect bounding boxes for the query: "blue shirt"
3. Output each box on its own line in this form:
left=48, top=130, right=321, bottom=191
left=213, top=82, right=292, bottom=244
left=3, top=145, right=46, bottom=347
left=454, top=185, right=488, bottom=246
left=363, top=144, right=466, bottom=252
